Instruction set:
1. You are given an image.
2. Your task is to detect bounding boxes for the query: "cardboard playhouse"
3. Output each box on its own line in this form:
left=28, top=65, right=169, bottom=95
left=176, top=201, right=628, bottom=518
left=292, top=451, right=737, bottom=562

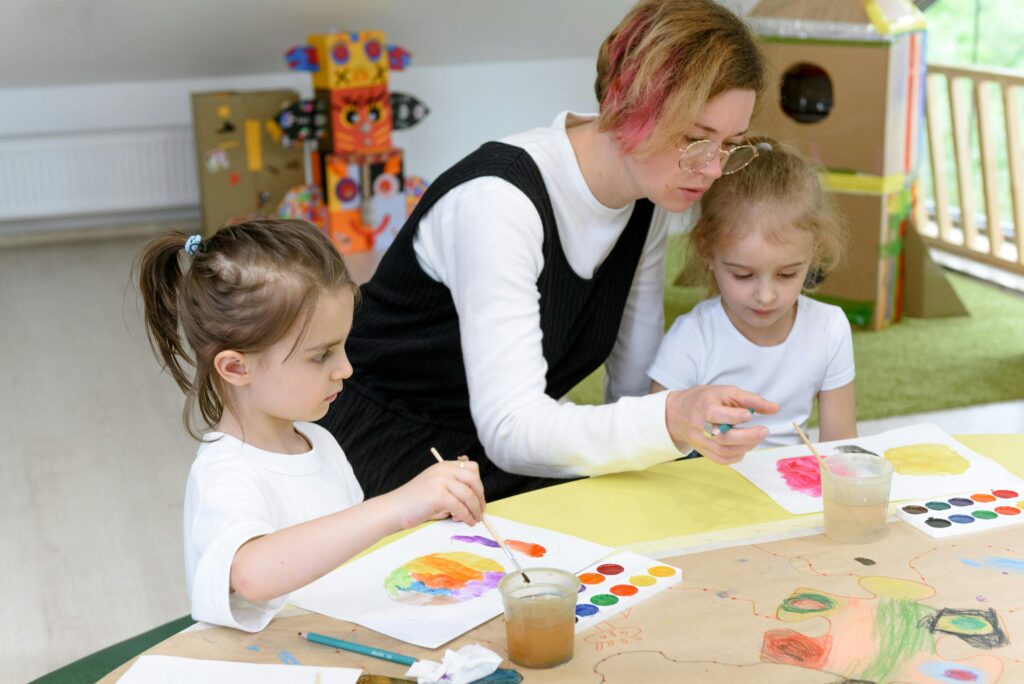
left=747, top=0, right=966, bottom=329
left=190, top=31, right=429, bottom=254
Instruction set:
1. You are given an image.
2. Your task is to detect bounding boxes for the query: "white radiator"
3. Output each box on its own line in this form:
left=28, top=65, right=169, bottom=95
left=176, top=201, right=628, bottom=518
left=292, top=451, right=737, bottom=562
left=0, top=127, right=199, bottom=223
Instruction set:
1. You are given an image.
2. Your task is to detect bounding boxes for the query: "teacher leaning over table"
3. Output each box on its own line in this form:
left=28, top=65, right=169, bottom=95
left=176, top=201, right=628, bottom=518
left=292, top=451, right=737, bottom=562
left=320, top=0, right=780, bottom=500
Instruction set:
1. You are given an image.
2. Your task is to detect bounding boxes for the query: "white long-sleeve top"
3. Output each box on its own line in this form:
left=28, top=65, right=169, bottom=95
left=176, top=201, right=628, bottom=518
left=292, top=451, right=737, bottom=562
left=411, top=112, right=691, bottom=478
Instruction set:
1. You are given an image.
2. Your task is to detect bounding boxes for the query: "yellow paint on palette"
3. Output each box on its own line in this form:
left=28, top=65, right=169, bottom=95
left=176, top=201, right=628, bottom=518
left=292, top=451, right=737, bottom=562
left=630, top=575, right=656, bottom=587
left=648, top=566, right=676, bottom=577
left=884, top=443, right=969, bottom=476
left=859, top=576, right=935, bottom=601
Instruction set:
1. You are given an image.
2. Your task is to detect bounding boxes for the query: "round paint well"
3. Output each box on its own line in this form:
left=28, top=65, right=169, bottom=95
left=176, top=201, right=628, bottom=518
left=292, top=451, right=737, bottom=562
left=972, top=510, right=998, bottom=520
left=610, top=584, right=639, bottom=597
left=992, top=489, right=1018, bottom=499
left=948, top=497, right=973, bottom=507
left=590, top=594, right=619, bottom=606
left=575, top=603, right=599, bottom=617
left=648, top=565, right=676, bottom=577
left=925, top=518, right=952, bottom=528
left=994, top=506, right=1020, bottom=516
left=902, top=505, right=928, bottom=515
left=629, top=575, right=656, bottom=587
left=596, top=563, right=624, bottom=575
left=1017, top=500, right=1024, bottom=510
left=971, top=493, right=997, bottom=503
left=948, top=514, right=975, bottom=524
left=925, top=501, right=952, bottom=511
left=578, top=573, right=605, bottom=585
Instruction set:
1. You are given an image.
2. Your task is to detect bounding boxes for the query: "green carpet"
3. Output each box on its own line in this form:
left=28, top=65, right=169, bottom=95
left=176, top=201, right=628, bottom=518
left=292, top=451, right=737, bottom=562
left=567, top=235, right=1024, bottom=422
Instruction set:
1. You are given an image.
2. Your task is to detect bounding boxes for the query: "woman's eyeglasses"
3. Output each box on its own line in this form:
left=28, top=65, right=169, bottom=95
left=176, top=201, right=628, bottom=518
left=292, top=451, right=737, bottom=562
left=678, top=139, right=759, bottom=175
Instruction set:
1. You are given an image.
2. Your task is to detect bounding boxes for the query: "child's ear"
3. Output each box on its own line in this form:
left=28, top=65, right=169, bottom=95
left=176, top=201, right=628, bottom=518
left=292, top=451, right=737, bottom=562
left=213, top=350, right=252, bottom=387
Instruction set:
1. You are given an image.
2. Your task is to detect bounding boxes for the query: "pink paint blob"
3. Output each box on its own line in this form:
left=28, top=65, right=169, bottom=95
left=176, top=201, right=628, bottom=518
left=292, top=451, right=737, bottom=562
left=776, top=455, right=823, bottom=497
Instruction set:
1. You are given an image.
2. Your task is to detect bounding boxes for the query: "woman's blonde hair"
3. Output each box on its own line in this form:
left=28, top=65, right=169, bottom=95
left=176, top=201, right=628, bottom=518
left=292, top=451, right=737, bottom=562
left=596, top=0, right=768, bottom=156
left=686, top=135, right=846, bottom=294
left=136, top=219, right=356, bottom=439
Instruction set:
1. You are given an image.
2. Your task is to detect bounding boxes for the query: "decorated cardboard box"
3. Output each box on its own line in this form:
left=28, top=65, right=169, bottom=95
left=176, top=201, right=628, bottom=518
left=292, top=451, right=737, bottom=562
left=324, top=150, right=406, bottom=254
left=191, top=90, right=305, bottom=234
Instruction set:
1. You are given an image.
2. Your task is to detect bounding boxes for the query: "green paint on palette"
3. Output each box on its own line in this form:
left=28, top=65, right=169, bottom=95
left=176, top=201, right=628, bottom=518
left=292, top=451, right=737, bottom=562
left=973, top=510, right=998, bottom=520
left=590, top=594, right=619, bottom=606
left=925, top=501, right=951, bottom=511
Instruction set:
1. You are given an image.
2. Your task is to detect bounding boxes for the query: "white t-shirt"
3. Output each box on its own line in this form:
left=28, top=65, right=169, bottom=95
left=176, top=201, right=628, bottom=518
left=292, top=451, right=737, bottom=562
left=411, top=111, right=694, bottom=477
left=183, top=422, right=363, bottom=632
left=648, top=295, right=855, bottom=447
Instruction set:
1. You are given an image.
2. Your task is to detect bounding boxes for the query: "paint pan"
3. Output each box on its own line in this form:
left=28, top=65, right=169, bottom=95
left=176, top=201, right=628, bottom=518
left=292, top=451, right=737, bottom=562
left=573, top=551, right=681, bottom=634
left=896, top=487, right=1024, bottom=538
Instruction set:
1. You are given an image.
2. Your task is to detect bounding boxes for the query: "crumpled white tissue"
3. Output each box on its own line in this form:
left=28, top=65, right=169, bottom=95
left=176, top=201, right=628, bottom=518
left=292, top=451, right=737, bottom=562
left=405, top=643, right=502, bottom=684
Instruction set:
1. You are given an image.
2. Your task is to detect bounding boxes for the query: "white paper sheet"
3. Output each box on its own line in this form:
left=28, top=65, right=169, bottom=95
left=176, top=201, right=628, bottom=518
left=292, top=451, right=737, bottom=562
left=117, top=655, right=361, bottom=684
left=730, top=423, right=1024, bottom=514
left=290, top=516, right=612, bottom=648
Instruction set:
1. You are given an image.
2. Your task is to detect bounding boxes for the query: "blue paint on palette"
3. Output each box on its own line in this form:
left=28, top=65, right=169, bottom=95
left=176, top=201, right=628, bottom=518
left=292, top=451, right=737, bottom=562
left=277, top=650, right=301, bottom=665
left=575, top=604, right=600, bottom=617
left=948, top=514, right=975, bottom=524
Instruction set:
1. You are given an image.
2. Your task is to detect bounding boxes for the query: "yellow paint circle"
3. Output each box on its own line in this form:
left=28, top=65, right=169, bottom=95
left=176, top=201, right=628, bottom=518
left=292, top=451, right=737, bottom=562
left=1017, top=500, right=1024, bottom=510
left=648, top=565, right=676, bottom=577
left=630, top=575, right=656, bottom=587
left=883, top=444, right=969, bottom=476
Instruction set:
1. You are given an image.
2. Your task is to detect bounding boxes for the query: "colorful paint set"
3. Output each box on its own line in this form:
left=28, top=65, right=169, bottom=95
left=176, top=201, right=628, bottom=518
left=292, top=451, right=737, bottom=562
left=573, top=551, right=681, bottom=634
left=896, top=487, right=1024, bottom=538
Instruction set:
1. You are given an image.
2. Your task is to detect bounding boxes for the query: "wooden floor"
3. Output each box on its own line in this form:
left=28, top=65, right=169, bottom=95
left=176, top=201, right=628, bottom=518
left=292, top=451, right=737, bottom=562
left=3, top=231, right=1023, bottom=683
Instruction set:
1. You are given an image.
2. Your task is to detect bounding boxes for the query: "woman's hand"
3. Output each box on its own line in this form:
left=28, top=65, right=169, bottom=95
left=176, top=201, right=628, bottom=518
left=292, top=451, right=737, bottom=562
left=387, top=460, right=486, bottom=529
left=665, top=386, right=779, bottom=465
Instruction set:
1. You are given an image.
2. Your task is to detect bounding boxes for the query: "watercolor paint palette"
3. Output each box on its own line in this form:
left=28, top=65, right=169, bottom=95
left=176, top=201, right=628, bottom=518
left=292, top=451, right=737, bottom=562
left=896, top=487, right=1024, bottom=538
left=573, top=551, right=681, bottom=634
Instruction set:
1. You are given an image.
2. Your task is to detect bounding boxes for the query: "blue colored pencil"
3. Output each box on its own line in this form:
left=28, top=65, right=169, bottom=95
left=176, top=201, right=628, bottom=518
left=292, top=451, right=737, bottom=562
left=299, top=631, right=417, bottom=666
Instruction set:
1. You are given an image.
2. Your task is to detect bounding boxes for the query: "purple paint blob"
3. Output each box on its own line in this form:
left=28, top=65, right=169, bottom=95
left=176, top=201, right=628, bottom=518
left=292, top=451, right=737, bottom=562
left=453, top=571, right=504, bottom=600
left=451, top=535, right=500, bottom=548
left=948, top=497, right=974, bottom=507
left=776, top=455, right=823, bottom=497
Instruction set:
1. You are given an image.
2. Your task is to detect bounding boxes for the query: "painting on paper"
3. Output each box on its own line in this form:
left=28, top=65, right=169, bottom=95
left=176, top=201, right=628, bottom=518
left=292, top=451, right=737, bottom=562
left=289, top=516, right=611, bottom=648
left=730, top=423, right=1024, bottom=514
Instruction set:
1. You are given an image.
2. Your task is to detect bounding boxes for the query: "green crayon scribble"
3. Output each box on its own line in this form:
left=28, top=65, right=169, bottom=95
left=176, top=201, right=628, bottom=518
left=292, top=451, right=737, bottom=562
left=859, top=599, right=934, bottom=683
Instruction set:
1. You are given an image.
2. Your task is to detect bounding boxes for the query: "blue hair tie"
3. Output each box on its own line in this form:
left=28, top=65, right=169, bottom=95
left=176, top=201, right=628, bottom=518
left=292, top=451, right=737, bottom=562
left=183, top=234, right=203, bottom=256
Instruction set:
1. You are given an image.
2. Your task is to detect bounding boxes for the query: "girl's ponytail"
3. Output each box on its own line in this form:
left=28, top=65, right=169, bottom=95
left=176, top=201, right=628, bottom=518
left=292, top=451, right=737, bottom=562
left=136, top=231, right=196, bottom=396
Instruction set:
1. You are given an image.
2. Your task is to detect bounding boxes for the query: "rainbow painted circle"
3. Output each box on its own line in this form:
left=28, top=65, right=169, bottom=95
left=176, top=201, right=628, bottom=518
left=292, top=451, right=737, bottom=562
left=384, top=551, right=504, bottom=606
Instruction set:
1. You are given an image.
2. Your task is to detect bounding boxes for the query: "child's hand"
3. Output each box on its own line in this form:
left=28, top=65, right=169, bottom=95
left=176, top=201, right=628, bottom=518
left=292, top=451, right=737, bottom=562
left=389, top=460, right=486, bottom=529
left=666, top=385, right=780, bottom=465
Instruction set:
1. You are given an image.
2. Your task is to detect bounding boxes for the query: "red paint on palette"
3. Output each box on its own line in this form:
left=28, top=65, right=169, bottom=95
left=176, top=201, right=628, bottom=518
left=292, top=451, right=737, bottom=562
left=971, top=494, right=997, bottom=503
left=610, top=584, right=639, bottom=597
left=995, top=506, right=1021, bottom=516
left=992, top=489, right=1019, bottom=499
left=596, top=563, right=625, bottom=575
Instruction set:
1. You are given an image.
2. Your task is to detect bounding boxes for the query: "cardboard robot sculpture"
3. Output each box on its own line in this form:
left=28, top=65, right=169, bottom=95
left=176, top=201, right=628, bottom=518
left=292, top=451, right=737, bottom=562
left=279, top=30, right=430, bottom=254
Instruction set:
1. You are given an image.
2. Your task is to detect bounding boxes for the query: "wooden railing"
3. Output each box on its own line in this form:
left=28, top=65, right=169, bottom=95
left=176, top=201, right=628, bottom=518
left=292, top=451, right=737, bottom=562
left=919, top=63, right=1024, bottom=274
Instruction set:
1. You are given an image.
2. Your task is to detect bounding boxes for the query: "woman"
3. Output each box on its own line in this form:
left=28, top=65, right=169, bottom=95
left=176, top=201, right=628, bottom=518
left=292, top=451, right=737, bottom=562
left=321, top=0, right=779, bottom=500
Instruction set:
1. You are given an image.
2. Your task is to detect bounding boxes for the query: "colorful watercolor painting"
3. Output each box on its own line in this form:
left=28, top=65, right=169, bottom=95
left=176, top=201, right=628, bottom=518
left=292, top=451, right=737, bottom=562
left=731, top=424, right=1024, bottom=514
left=384, top=551, right=504, bottom=606
left=289, top=516, right=611, bottom=648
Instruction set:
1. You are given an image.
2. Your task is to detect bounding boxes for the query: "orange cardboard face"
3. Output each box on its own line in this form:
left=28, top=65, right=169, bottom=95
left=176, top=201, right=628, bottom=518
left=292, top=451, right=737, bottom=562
left=328, top=86, right=393, bottom=154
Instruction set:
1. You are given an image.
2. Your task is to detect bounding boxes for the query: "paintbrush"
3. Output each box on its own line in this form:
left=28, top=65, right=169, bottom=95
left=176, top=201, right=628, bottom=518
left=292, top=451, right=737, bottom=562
left=429, top=447, right=531, bottom=583
left=792, top=422, right=833, bottom=474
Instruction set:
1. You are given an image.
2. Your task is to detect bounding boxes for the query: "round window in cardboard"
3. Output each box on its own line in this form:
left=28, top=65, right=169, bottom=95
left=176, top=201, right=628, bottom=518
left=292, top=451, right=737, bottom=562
left=779, top=63, right=833, bottom=124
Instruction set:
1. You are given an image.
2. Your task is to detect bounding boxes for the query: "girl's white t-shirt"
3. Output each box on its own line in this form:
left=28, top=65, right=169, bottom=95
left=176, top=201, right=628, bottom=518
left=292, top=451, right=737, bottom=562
left=648, top=295, right=855, bottom=447
left=184, top=422, right=363, bottom=632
